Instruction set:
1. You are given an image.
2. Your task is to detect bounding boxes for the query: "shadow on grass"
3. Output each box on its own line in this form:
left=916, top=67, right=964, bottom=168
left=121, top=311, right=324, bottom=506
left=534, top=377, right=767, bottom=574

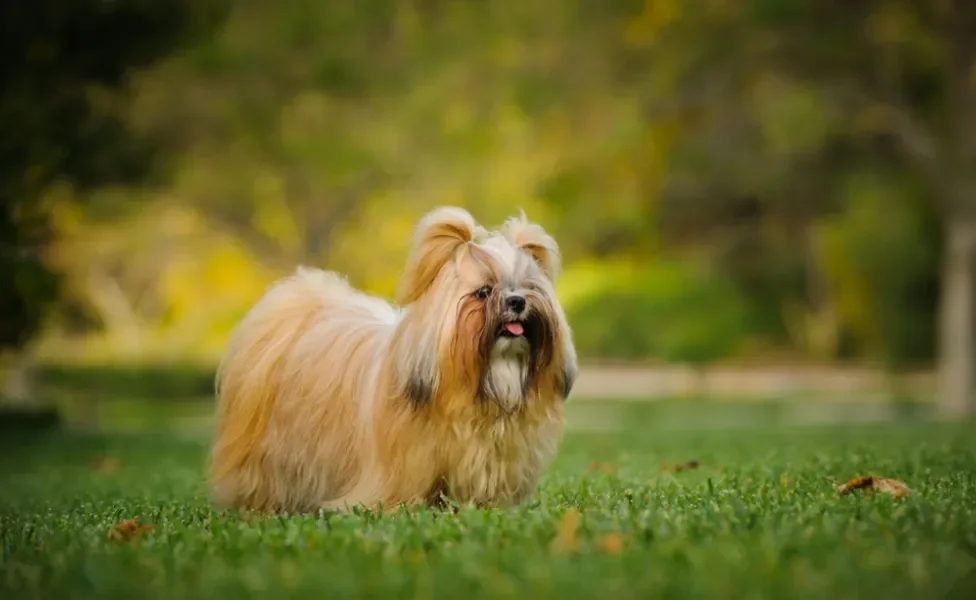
left=38, top=362, right=217, bottom=402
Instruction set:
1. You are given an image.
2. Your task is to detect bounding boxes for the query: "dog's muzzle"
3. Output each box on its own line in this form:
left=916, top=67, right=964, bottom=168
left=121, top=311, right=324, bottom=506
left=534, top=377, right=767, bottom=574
left=497, top=293, right=529, bottom=338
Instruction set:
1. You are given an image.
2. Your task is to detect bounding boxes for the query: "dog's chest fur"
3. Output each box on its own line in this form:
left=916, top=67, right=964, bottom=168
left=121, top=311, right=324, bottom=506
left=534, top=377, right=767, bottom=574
left=485, top=358, right=527, bottom=407
left=435, top=399, right=562, bottom=507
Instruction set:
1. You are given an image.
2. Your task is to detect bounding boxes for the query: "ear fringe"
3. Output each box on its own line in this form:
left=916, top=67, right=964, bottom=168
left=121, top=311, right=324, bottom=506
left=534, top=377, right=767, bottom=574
left=501, top=210, right=562, bottom=280
left=396, top=206, right=479, bottom=305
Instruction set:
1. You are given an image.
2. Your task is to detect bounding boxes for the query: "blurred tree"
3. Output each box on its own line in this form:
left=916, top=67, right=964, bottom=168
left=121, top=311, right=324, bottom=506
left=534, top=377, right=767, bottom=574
left=132, top=0, right=402, bottom=271
left=18, top=0, right=962, bottom=385
left=0, top=0, right=225, bottom=406
left=753, top=0, right=976, bottom=416
left=634, top=0, right=975, bottom=413
left=127, top=0, right=608, bottom=272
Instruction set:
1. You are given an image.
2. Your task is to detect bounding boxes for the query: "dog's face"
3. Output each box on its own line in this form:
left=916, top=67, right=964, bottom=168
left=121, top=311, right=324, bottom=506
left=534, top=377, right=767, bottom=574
left=393, top=207, right=575, bottom=413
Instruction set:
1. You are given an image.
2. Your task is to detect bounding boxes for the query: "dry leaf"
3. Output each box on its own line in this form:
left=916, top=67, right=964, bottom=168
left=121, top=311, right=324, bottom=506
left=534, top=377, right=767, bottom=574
left=586, top=462, right=617, bottom=474
left=107, top=519, right=153, bottom=541
left=836, top=475, right=875, bottom=493
left=874, top=478, right=912, bottom=498
left=836, top=475, right=911, bottom=499
left=550, top=508, right=581, bottom=554
left=596, top=532, right=625, bottom=555
left=661, top=460, right=700, bottom=473
left=94, top=457, right=120, bottom=474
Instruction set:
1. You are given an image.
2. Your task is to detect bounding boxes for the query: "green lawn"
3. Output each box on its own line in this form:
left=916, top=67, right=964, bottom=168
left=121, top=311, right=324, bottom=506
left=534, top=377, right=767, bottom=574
left=2, top=400, right=976, bottom=600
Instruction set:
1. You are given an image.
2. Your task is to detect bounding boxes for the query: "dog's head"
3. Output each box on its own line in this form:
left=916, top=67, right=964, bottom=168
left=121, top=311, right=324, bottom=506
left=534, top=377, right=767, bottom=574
left=391, top=207, right=576, bottom=413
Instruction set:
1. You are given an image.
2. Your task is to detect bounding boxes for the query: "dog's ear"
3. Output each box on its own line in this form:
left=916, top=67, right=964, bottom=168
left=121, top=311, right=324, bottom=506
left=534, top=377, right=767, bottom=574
left=556, top=333, right=578, bottom=400
left=558, top=359, right=577, bottom=400
left=389, top=317, right=441, bottom=407
left=501, top=210, right=562, bottom=281
left=400, top=353, right=437, bottom=408
left=396, top=206, right=482, bottom=305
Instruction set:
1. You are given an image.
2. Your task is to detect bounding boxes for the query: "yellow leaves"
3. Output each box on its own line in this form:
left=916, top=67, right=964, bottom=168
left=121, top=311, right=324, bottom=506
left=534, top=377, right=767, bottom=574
left=46, top=184, right=86, bottom=235
left=837, top=475, right=912, bottom=499
left=158, top=212, right=280, bottom=349
left=555, top=258, right=649, bottom=310
left=94, top=457, right=120, bottom=474
left=251, top=171, right=301, bottom=253
left=661, top=460, right=700, bottom=474
left=550, top=509, right=626, bottom=556
left=441, top=102, right=474, bottom=136
left=623, top=0, right=680, bottom=48
left=107, top=519, right=153, bottom=541
left=201, top=245, right=277, bottom=295
left=586, top=462, right=618, bottom=475
left=330, top=202, right=420, bottom=298
left=550, top=509, right=581, bottom=554
left=595, top=533, right=625, bottom=555
left=490, top=35, right=525, bottom=70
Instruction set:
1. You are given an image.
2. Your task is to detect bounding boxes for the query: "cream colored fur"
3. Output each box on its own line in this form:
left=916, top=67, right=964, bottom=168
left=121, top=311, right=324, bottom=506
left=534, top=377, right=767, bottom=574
left=209, top=207, right=577, bottom=514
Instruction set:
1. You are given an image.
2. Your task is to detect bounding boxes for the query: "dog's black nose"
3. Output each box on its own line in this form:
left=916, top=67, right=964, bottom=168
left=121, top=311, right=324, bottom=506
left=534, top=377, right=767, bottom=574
left=505, top=295, right=526, bottom=313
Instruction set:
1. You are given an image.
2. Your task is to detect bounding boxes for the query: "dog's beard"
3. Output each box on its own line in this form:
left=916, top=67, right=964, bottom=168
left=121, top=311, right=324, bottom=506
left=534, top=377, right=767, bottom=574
left=482, top=333, right=530, bottom=413
left=476, top=306, right=555, bottom=414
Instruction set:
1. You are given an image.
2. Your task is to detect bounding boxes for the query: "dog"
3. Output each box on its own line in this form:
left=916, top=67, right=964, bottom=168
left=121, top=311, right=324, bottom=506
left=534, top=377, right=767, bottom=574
left=208, top=206, right=577, bottom=514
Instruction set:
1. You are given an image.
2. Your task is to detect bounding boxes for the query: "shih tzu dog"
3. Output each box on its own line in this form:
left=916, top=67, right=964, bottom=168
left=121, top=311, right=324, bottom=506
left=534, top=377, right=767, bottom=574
left=209, top=207, right=577, bottom=514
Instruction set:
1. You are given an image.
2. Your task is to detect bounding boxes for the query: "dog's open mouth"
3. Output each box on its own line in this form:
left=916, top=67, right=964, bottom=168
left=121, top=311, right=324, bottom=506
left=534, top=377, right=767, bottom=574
left=498, top=320, right=525, bottom=338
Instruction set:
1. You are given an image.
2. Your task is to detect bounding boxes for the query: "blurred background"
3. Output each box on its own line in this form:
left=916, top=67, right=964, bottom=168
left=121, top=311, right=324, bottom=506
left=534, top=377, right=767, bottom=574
left=2, top=0, right=975, bottom=432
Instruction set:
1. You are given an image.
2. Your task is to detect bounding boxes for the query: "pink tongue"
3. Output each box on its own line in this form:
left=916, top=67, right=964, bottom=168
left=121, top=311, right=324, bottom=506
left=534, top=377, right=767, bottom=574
left=503, top=322, right=524, bottom=336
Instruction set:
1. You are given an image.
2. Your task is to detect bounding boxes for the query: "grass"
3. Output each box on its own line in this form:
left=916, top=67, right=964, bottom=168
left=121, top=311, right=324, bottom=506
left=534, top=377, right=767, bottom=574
left=2, top=400, right=976, bottom=600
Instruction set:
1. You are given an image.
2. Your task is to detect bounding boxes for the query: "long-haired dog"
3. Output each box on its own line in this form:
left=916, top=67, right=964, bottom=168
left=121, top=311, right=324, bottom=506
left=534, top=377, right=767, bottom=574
left=209, top=207, right=577, bottom=514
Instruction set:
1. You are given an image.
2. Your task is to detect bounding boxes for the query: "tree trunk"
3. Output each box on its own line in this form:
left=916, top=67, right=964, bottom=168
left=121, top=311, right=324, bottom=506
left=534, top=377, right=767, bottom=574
left=939, top=215, right=976, bottom=416
left=1, top=346, right=62, bottom=432
left=1, top=348, right=38, bottom=407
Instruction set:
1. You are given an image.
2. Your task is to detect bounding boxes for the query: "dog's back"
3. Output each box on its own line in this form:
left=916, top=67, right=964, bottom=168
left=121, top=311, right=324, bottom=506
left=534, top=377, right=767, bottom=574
left=209, top=267, right=396, bottom=513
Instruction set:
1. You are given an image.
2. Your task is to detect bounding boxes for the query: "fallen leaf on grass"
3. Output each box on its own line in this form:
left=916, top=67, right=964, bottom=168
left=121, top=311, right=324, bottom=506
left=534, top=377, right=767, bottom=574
left=596, top=532, right=625, bottom=555
left=550, top=508, right=581, bottom=554
left=661, top=460, right=700, bottom=473
left=586, top=461, right=617, bottom=474
left=836, top=475, right=875, bottom=493
left=836, top=476, right=911, bottom=499
left=107, top=519, right=153, bottom=541
left=94, top=457, right=120, bottom=474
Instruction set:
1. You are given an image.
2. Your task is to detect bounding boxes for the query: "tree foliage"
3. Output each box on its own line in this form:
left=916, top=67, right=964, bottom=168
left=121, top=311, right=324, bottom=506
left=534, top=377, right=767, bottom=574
left=24, top=0, right=974, bottom=392
left=0, top=0, right=225, bottom=351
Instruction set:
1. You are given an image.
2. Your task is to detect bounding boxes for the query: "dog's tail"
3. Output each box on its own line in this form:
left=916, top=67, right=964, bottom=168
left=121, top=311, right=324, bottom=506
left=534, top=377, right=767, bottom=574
left=208, top=267, right=339, bottom=509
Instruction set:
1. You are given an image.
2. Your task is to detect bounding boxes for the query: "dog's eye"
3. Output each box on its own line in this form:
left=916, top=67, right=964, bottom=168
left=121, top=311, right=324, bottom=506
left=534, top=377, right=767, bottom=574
left=475, top=285, right=492, bottom=300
